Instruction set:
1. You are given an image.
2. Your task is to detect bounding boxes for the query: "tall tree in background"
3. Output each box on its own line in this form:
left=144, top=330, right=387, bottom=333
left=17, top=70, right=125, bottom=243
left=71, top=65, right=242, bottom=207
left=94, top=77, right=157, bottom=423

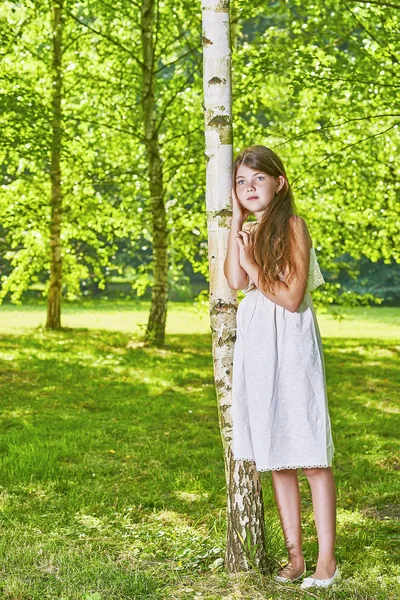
left=0, top=1, right=137, bottom=312
left=141, top=0, right=168, bottom=345
left=65, top=0, right=204, bottom=345
left=46, top=0, right=64, bottom=328
left=2, top=1, right=397, bottom=322
left=202, top=0, right=269, bottom=574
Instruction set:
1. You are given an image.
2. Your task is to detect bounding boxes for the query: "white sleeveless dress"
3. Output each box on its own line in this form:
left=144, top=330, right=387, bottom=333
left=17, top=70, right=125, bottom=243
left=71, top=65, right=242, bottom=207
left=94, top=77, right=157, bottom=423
left=232, top=247, right=334, bottom=472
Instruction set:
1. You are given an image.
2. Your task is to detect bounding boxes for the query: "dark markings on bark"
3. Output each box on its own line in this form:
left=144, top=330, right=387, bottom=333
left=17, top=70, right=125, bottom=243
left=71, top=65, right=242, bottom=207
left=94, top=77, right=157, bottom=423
left=209, top=299, right=237, bottom=315
left=208, top=76, right=226, bottom=84
left=211, top=207, right=232, bottom=218
left=215, top=378, right=226, bottom=389
left=219, top=333, right=236, bottom=345
left=207, top=115, right=233, bottom=144
left=215, top=0, right=230, bottom=12
left=202, top=35, right=213, bottom=46
left=225, top=448, right=271, bottom=574
left=208, top=114, right=231, bottom=127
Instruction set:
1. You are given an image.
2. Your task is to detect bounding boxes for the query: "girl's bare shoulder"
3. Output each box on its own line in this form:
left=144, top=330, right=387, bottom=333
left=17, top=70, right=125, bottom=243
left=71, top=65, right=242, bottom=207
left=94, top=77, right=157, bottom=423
left=288, top=215, right=312, bottom=248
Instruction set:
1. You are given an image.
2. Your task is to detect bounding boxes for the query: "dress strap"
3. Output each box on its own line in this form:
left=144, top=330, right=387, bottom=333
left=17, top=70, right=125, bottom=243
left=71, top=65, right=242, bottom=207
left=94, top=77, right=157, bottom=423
left=308, top=247, right=325, bottom=291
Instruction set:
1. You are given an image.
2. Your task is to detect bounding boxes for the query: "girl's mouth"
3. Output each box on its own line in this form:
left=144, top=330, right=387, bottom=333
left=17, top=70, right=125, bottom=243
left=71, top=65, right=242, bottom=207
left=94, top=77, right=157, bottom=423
left=247, top=196, right=259, bottom=201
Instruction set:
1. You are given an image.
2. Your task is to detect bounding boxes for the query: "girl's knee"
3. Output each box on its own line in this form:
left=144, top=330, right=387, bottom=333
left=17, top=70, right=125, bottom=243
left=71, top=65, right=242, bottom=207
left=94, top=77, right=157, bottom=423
left=302, top=467, right=330, bottom=478
left=272, top=468, right=299, bottom=479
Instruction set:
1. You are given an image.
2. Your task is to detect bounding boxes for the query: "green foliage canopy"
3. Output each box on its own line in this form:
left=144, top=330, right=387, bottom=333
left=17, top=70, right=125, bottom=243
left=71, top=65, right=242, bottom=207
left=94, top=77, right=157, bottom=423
left=0, top=0, right=398, bottom=306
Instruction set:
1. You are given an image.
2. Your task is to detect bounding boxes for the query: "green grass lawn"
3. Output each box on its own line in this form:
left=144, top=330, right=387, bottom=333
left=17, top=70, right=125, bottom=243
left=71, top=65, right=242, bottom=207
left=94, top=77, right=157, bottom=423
left=1, top=300, right=400, bottom=338
left=0, top=301, right=399, bottom=599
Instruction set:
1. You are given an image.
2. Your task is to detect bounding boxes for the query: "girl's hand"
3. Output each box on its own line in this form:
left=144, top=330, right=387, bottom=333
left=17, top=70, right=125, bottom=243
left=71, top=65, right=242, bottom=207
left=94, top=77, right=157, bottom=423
left=236, top=229, right=257, bottom=271
left=232, top=187, right=250, bottom=223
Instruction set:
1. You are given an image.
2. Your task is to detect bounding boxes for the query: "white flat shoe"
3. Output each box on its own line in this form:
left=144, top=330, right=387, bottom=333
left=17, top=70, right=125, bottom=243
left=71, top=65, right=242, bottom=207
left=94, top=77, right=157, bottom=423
left=275, top=562, right=306, bottom=583
left=300, top=566, right=341, bottom=589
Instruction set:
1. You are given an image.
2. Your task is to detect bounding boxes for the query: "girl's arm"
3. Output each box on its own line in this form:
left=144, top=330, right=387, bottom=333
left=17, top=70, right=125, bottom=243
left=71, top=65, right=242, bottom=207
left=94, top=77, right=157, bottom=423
left=237, top=216, right=312, bottom=312
left=224, top=186, right=253, bottom=290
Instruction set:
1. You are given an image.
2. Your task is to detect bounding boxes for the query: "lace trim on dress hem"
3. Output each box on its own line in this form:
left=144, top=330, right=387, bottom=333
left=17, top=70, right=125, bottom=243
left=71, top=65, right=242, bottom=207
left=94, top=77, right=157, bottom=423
left=234, top=458, right=331, bottom=471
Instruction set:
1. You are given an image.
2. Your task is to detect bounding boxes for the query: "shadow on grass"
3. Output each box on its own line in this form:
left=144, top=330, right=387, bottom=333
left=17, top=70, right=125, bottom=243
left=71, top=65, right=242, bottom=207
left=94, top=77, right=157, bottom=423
left=0, top=330, right=220, bottom=516
left=0, top=329, right=399, bottom=595
left=0, top=330, right=398, bottom=492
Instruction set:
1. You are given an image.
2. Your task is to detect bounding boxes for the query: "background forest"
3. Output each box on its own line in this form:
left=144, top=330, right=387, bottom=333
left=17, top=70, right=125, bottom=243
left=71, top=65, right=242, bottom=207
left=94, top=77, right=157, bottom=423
left=1, top=0, right=399, bottom=321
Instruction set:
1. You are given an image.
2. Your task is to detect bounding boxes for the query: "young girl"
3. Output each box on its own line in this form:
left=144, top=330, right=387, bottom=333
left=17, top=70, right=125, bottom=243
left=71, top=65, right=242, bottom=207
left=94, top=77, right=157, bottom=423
left=224, top=145, right=340, bottom=589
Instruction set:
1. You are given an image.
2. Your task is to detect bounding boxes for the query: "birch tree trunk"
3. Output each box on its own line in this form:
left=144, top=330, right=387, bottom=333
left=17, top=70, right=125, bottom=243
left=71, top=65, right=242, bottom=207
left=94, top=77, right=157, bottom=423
left=46, top=0, right=64, bottom=329
left=141, top=0, right=169, bottom=346
left=202, top=0, right=271, bottom=574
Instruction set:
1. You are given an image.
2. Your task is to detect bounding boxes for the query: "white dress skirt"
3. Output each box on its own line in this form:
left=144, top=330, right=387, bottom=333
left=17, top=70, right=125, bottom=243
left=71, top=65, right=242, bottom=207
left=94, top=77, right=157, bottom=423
left=232, top=247, right=334, bottom=472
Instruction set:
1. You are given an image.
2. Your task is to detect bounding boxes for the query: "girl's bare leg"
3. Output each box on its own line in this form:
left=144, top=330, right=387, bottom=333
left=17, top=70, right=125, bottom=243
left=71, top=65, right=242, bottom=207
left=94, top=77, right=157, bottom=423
left=271, top=469, right=305, bottom=578
left=302, top=467, right=337, bottom=579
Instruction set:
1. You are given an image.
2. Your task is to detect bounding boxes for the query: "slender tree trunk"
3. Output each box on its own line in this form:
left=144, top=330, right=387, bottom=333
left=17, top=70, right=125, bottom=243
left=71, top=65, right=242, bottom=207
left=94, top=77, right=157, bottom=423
left=46, top=0, right=63, bottom=329
left=141, top=0, right=168, bottom=346
left=202, top=0, right=271, bottom=574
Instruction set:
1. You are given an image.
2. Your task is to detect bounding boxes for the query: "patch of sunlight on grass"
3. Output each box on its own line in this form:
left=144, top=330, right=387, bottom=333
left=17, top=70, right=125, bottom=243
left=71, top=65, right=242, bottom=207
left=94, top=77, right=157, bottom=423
left=149, top=509, right=195, bottom=528
left=0, top=301, right=210, bottom=335
left=1, top=301, right=399, bottom=339
left=317, top=307, right=400, bottom=339
left=333, top=345, right=399, bottom=355
left=0, top=490, right=10, bottom=511
left=75, top=514, right=105, bottom=530
left=174, top=491, right=210, bottom=502
left=3, top=408, right=33, bottom=419
left=364, top=400, right=399, bottom=415
left=337, top=509, right=368, bottom=526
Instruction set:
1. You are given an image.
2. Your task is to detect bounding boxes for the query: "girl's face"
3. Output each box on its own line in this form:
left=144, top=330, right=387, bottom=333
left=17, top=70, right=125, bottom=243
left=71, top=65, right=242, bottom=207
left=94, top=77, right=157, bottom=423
left=235, top=164, right=283, bottom=222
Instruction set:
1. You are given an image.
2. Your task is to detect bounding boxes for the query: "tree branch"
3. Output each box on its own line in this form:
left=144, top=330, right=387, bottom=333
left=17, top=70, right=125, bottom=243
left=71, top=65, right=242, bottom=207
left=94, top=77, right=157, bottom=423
left=347, top=0, right=400, bottom=8
left=1, top=16, right=33, bottom=57
left=124, top=0, right=141, bottom=8
left=290, top=121, right=400, bottom=185
left=162, top=156, right=203, bottom=178
left=162, top=126, right=203, bottom=144
left=63, top=31, right=93, bottom=54
left=156, top=56, right=202, bottom=131
left=156, top=10, right=199, bottom=61
left=96, top=0, right=139, bottom=22
left=62, top=64, right=141, bottom=98
left=155, top=45, right=200, bottom=74
left=64, top=115, right=144, bottom=142
left=276, top=113, right=400, bottom=146
left=64, top=8, right=145, bottom=69
left=345, top=3, right=400, bottom=65
left=303, top=75, right=400, bottom=88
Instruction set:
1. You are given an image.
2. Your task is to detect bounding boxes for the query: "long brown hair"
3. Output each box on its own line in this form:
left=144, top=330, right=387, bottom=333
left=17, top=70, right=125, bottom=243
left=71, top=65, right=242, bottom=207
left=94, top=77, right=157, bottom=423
left=234, top=145, right=299, bottom=294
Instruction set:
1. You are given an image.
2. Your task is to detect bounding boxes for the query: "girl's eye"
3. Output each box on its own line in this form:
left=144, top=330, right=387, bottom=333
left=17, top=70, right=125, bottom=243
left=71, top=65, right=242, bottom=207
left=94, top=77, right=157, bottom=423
left=256, top=176, right=265, bottom=181
left=237, top=180, right=245, bottom=185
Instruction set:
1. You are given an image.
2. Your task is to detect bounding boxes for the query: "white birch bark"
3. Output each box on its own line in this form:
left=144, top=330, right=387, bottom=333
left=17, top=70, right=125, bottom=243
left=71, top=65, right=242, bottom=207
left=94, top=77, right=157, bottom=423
left=202, top=0, right=270, bottom=574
